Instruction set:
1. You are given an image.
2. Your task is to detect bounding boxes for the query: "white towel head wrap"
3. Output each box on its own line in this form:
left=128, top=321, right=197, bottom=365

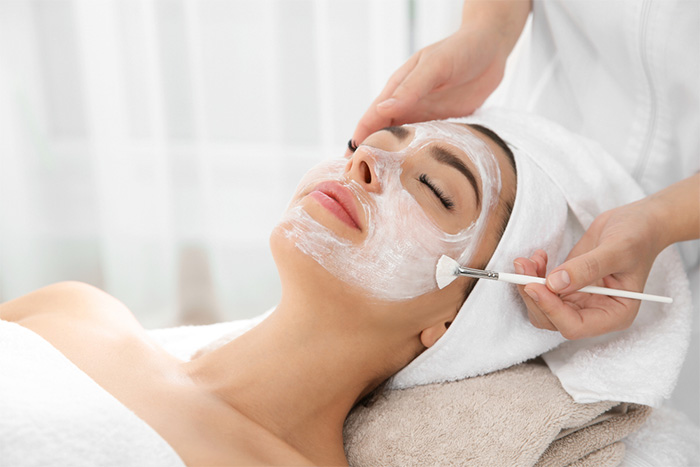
left=391, top=108, right=691, bottom=408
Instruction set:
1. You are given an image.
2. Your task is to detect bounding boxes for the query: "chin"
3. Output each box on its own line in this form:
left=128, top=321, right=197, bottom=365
left=270, top=223, right=330, bottom=292
left=269, top=223, right=365, bottom=304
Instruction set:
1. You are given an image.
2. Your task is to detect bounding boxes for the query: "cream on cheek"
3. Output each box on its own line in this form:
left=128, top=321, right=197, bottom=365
left=279, top=122, right=501, bottom=301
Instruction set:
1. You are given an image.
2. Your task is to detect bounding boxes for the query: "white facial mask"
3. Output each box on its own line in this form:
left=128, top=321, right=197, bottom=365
left=279, top=121, right=502, bottom=301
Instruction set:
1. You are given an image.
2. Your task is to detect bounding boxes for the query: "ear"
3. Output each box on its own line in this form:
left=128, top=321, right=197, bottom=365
left=419, top=321, right=451, bottom=348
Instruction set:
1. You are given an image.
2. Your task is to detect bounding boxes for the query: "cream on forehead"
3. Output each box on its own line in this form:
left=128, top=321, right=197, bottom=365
left=279, top=121, right=502, bottom=301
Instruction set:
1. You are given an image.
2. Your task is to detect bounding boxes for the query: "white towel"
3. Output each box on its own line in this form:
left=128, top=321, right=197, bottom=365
left=390, top=108, right=692, bottom=408
left=148, top=311, right=271, bottom=360
left=0, top=319, right=185, bottom=467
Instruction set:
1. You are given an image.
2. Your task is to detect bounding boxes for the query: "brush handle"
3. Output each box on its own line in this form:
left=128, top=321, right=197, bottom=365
left=497, top=272, right=673, bottom=304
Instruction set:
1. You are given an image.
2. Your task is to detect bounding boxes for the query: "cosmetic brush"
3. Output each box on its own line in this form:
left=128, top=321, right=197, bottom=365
left=435, top=255, right=673, bottom=304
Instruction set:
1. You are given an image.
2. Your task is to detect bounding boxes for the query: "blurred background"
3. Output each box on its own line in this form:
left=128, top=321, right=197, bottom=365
left=0, top=0, right=463, bottom=328
left=0, top=0, right=697, bottom=424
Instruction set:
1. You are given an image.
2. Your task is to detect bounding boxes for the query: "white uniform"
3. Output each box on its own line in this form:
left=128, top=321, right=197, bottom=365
left=498, top=0, right=699, bottom=423
left=503, top=0, right=699, bottom=271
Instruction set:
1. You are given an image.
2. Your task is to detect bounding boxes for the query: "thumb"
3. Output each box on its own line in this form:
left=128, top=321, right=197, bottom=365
left=546, top=244, right=619, bottom=294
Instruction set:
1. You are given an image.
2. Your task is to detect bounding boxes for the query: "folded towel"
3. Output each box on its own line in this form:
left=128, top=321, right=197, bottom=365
left=0, top=319, right=185, bottom=467
left=344, top=360, right=651, bottom=467
left=391, top=108, right=692, bottom=408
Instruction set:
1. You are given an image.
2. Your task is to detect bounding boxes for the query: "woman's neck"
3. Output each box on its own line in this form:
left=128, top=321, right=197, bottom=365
left=185, top=294, right=419, bottom=466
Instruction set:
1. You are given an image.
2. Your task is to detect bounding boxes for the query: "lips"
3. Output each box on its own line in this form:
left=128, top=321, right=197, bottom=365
left=308, top=181, right=362, bottom=231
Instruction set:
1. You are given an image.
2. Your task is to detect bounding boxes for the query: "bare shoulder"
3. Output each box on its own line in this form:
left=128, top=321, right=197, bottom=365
left=0, top=281, right=141, bottom=331
left=0, top=281, right=162, bottom=395
left=0, top=284, right=317, bottom=467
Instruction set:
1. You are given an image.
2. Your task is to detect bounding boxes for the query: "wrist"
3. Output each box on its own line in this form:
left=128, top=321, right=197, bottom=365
left=643, top=195, right=674, bottom=253
left=645, top=173, right=700, bottom=248
left=460, top=0, right=531, bottom=54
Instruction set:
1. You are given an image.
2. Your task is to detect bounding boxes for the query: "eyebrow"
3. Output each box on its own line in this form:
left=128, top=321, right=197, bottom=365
left=429, top=145, right=481, bottom=208
left=381, top=126, right=411, bottom=141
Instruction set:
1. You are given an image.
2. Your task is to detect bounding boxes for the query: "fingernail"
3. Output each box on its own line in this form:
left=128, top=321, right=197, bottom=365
left=377, top=98, right=397, bottom=108
left=547, top=270, right=570, bottom=292
left=524, top=287, right=539, bottom=302
left=513, top=261, right=524, bottom=275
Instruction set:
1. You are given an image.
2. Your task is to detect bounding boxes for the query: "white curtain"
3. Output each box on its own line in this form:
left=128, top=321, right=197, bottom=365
left=0, top=0, right=461, bottom=327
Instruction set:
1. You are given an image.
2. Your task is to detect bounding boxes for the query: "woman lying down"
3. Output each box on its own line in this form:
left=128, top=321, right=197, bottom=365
left=0, top=109, right=689, bottom=466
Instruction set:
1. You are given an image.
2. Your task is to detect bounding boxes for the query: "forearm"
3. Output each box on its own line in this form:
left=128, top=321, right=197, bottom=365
left=649, top=172, right=700, bottom=248
left=461, top=0, right=532, bottom=55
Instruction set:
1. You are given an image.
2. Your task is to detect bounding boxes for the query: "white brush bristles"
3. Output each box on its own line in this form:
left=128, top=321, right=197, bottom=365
left=435, top=255, right=460, bottom=289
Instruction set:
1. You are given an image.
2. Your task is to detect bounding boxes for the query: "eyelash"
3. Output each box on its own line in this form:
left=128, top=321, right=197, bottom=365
left=349, top=137, right=454, bottom=211
left=419, top=174, right=454, bottom=210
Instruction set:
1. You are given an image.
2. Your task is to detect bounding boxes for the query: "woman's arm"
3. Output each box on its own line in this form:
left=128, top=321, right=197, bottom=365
left=650, top=172, right=700, bottom=246
left=348, top=0, right=531, bottom=154
left=515, top=173, right=700, bottom=339
left=0, top=281, right=140, bottom=328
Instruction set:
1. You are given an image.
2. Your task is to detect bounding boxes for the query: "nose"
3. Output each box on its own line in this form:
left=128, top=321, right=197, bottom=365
left=345, top=147, right=382, bottom=193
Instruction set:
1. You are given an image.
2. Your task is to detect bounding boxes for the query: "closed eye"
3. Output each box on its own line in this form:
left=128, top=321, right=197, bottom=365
left=419, top=174, right=454, bottom=210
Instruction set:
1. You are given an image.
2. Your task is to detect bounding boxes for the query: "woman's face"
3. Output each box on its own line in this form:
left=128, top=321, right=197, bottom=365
left=274, top=121, right=514, bottom=303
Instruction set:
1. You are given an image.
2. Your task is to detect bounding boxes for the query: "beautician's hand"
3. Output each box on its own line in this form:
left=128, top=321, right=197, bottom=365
left=514, top=173, right=700, bottom=339
left=347, top=0, right=531, bottom=156
left=513, top=206, right=662, bottom=339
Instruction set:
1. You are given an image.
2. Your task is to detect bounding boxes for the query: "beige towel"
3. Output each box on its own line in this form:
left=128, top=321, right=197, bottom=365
left=344, top=360, right=651, bottom=467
